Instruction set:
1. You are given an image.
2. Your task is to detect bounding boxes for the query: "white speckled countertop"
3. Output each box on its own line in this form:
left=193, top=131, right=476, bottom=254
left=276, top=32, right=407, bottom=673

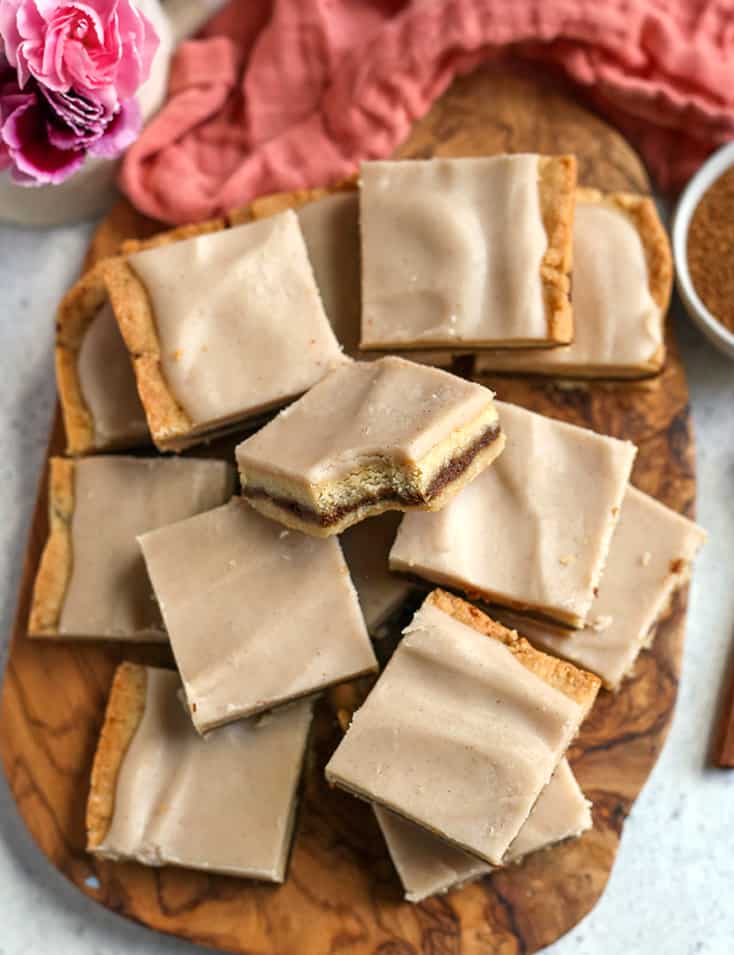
left=0, top=215, right=733, bottom=955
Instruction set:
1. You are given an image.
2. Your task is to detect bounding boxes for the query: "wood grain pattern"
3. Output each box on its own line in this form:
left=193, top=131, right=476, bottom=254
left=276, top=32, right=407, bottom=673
left=0, top=64, right=695, bottom=955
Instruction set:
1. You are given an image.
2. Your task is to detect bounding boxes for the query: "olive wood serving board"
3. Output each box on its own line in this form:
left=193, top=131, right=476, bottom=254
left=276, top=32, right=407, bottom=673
left=0, top=64, right=696, bottom=955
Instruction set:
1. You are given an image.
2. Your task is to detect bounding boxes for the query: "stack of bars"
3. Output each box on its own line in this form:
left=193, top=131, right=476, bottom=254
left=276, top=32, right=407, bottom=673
left=30, top=153, right=706, bottom=900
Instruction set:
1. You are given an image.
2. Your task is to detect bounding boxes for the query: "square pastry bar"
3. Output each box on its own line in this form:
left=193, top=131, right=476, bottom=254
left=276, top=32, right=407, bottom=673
left=238, top=183, right=363, bottom=360
left=87, top=664, right=313, bottom=882
left=376, top=758, right=591, bottom=903
left=326, top=590, right=600, bottom=864
left=240, top=184, right=459, bottom=368
left=139, top=498, right=377, bottom=734
left=390, top=400, right=636, bottom=627
left=475, top=189, right=672, bottom=379
left=492, top=485, right=707, bottom=690
left=359, top=155, right=576, bottom=351
left=105, top=210, right=346, bottom=451
left=236, top=356, right=504, bottom=537
left=56, top=262, right=150, bottom=454
left=28, top=456, right=232, bottom=641
left=340, top=513, right=419, bottom=633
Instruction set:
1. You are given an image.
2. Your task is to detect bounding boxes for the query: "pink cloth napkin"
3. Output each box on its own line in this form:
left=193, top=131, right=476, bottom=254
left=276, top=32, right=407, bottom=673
left=121, top=0, right=734, bottom=225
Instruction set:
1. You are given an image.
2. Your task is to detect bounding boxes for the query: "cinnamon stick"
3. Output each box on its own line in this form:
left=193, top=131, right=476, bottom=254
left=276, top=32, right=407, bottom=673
left=716, top=658, right=734, bottom=768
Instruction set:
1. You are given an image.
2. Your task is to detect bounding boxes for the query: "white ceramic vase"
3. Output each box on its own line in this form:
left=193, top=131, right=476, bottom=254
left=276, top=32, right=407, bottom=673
left=0, top=0, right=223, bottom=227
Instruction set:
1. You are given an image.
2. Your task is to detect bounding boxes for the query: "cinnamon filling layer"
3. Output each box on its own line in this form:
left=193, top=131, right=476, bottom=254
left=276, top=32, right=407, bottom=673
left=243, top=422, right=501, bottom=527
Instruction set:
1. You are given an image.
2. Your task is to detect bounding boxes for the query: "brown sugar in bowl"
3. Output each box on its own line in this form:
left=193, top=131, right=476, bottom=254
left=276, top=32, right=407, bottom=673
left=687, top=168, right=734, bottom=332
left=673, top=140, right=734, bottom=359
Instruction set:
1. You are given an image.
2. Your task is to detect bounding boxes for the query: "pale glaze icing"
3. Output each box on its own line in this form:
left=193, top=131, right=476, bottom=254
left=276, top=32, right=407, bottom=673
left=127, top=211, right=346, bottom=428
left=97, top=668, right=313, bottom=882
left=296, top=190, right=457, bottom=367
left=360, top=156, right=548, bottom=347
left=326, top=600, right=585, bottom=864
left=375, top=758, right=590, bottom=902
left=77, top=300, right=149, bottom=448
left=476, top=199, right=662, bottom=374
left=375, top=807, right=491, bottom=902
left=236, top=357, right=497, bottom=484
left=59, top=457, right=232, bottom=639
left=297, top=193, right=362, bottom=357
left=339, top=512, right=417, bottom=631
left=390, top=401, right=636, bottom=626
left=505, top=758, right=591, bottom=861
left=138, top=499, right=377, bottom=733
left=494, top=486, right=706, bottom=689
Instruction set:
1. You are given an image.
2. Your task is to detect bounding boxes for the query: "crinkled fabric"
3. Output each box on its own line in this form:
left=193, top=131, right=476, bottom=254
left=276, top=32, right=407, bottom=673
left=120, top=0, right=734, bottom=224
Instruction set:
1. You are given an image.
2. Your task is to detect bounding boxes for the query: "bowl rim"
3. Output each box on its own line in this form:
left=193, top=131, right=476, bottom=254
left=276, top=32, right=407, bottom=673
left=672, top=139, right=734, bottom=355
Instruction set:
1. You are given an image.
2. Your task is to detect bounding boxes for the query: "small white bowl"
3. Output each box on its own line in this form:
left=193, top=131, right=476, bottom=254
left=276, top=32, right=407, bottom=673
left=672, top=139, right=734, bottom=359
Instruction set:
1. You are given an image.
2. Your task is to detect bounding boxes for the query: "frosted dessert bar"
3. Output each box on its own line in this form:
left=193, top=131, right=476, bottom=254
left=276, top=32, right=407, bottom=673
left=105, top=211, right=346, bottom=451
left=56, top=262, right=149, bottom=454
left=375, top=758, right=591, bottom=902
left=138, top=498, right=377, bottom=734
left=236, top=357, right=505, bottom=537
left=475, top=189, right=672, bottom=378
left=28, top=456, right=233, bottom=641
left=359, top=155, right=576, bottom=350
left=390, top=401, right=636, bottom=627
left=493, top=485, right=706, bottom=689
left=233, top=183, right=363, bottom=359
left=234, top=182, right=459, bottom=368
left=326, top=590, right=600, bottom=864
left=87, top=663, right=313, bottom=882
left=339, top=512, right=418, bottom=632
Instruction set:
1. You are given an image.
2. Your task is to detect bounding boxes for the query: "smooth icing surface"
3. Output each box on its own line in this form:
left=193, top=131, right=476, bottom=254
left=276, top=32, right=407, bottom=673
left=494, top=486, right=707, bottom=689
left=59, top=457, right=232, bottom=639
left=297, top=193, right=362, bottom=358
left=326, top=600, right=585, bottom=864
left=98, top=668, right=313, bottom=881
left=390, top=401, right=636, bottom=625
left=505, top=758, right=591, bottom=861
left=376, top=806, right=491, bottom=902
left=295, top=191, right=456, bottom=367
left=375, top=758, right=590, bottom=901
left=138, top=499, right=377, bottom=733
left=476, top=199, right=662, bottom=374
left=128, top=211, right=346, bottom=428
left=360, top=156, right=548, bottom=347
left=340, top=512, right=417, bottom=631
left=236, top=357, right=497, bottom=484
left=77, top=300, right=149, bottom=448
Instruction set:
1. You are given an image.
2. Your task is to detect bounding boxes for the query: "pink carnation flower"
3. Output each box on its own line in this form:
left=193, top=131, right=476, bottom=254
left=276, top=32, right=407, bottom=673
left=0, top=0, right=157, bottom=184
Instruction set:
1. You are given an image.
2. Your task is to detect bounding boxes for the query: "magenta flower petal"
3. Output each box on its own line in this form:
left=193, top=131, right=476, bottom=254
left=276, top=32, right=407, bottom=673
left=2, top=88, right=85, bottom=184
left=87, top=96, right=139, bottom=158
left=43, top=87, right=106, bottom=147
left=0, top=139, right=12, bottom=169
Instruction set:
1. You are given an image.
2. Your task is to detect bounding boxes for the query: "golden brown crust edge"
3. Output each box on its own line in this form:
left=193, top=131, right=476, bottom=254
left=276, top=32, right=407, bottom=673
left=538, top=155, right=577, bottom=346
left=228, top=175, right=359, bottom=227
left=28, top=458, right=75, bottom=637
left=55, top=264, right=110, bottom=455
left=474, top=186, right=671, bottom=379
left=576, top=187, right=671, bottom=374
left=86, top=662, right=147, bottom=851
left=426, top=589, right=601, bottom=709
left=102, top=256, right=193, bottom=450
left=104, top=180, right=359, bottom=450
left=120, top=218, right=227, bottom=256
